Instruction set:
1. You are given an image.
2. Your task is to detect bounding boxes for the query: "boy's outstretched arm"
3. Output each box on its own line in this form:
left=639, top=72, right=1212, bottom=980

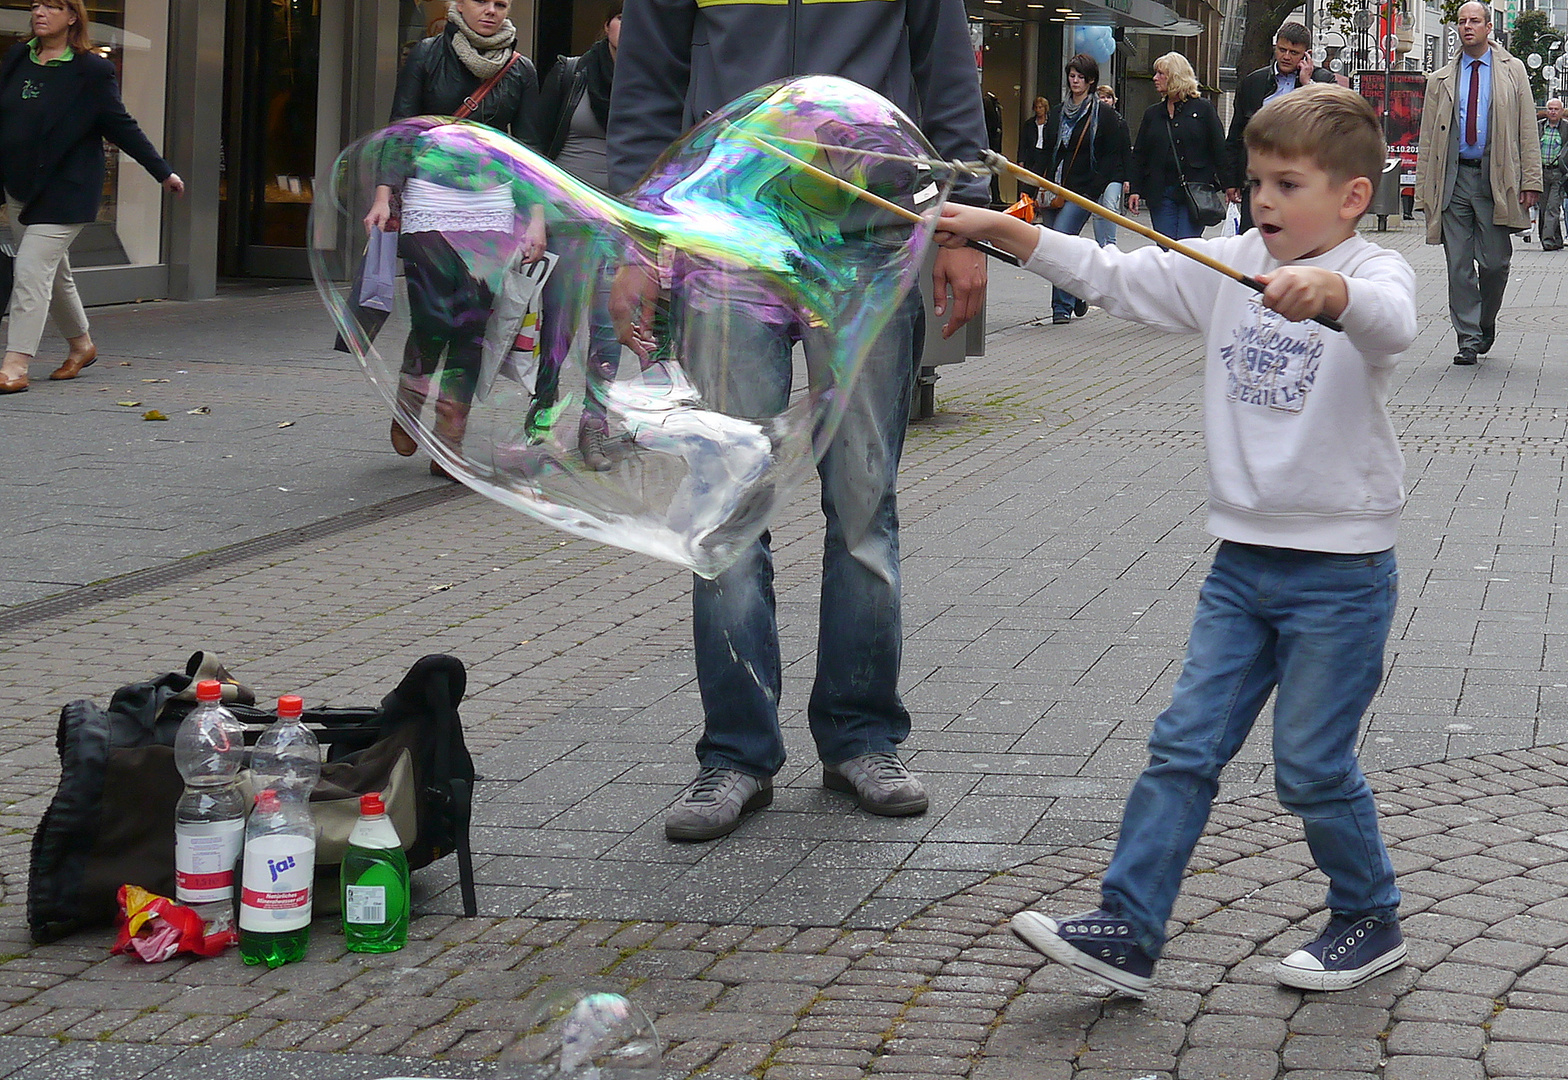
left=936, top=204, right=1041, bottom=263
left=1254, top=267, right=1347, bottom=324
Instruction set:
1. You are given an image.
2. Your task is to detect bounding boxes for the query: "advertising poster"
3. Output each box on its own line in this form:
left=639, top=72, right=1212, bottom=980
left=1358, top=70, right=1426, bottom=189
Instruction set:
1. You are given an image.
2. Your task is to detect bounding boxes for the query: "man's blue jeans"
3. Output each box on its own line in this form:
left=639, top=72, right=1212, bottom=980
left=1149, top=185, right=1200, bottom=241
left=1101, top=541, right=1401, bottom=959
left=685, top=289, right=921, bottom=776
left=1048, top=201, right=1092, bottom=319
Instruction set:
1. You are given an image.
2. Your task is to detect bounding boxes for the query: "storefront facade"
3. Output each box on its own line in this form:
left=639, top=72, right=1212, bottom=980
left=1, top=0, right=1212, bottom=301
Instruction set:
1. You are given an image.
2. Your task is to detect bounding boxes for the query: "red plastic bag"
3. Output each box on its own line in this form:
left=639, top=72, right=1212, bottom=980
left=111, top=884, right=235, bottom=961
left=1003, top=194, right=1035, bottom=224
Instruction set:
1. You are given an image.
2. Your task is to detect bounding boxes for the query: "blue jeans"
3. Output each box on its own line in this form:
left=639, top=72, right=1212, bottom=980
left=1101, top=541, right=1401, bottom=959
left=686, top=290, right=921, bottom=776
left=1093, top=182, right=1121, bottom=247
left=1149, top=186, right=1200, bottom=241
left=1048, top=201, right=1092, bottom=319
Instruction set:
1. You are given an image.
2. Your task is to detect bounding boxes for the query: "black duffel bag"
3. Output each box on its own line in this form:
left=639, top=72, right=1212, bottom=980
left=28, top=651, right=476, bottom=943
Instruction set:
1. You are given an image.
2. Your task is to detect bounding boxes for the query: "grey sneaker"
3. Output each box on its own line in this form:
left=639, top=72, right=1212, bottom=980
left=822, top=752, right=928, bottom=816
left=579, top=419, right=612, bottom=471
left=666, top=767, right=773, bottom=841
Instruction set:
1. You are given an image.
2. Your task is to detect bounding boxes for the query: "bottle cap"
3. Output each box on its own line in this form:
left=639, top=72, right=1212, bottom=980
left=255, top=788, right=280, bottom=812
left=195, top=679, right=222, bottom=703
left=360, top=792, right=386, bottom=816
left=277, top=694, right=304, bottom=720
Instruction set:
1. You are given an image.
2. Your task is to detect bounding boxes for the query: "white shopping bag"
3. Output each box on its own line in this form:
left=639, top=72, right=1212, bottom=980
left=479, top=249, right=557, bottom=400
left=1221, top=202, right=1242, bottom=238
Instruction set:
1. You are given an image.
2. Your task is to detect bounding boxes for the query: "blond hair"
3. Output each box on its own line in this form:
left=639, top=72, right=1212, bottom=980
left=1245, top=83, right=1385, bottom=186
left=1153, top=53, right=1199, bottom=101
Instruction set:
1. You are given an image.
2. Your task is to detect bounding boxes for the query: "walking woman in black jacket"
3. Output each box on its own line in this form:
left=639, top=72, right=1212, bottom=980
left=534, top=3, right=622, bottom=468
left=0, top=0, right=183, bottom=395
left=363, top=0, right=542, bottom=477
left=1128, top=52, right=1226, bottom=241
left=1042, top=54, right=1130, bottom=324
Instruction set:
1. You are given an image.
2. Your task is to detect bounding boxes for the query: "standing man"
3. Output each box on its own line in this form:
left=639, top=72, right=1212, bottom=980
left=608, top=0, right=990, bottom=841
left=1415, top=0, right=1541, bottom=366
left=1539, top=99, right=1567, bottom=251
left=1225, top=21, right=1335, bottom=232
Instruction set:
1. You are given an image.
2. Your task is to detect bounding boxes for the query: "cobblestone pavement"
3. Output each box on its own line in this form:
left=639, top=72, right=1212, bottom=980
left=1, top=220, right=1568, bottom=1078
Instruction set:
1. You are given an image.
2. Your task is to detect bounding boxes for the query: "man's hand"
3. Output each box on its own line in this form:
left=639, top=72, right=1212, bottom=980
left=1298, top=50, right=1316, bottom=82
left=610, top=261, right=660, bottom=359
left=1225, top=187, right=1241, bottom=205
left=1128, top=193, right=1141, bottom=213
left=1255, top=266, right=1347, bottom=323
left=1523, top=190, right=1540, bottom=209
left=932, top=245, right=987, bottom=339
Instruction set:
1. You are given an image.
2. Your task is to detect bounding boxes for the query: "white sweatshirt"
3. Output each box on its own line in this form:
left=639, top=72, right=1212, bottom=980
left=1024, top=227, right=1417, bottom=553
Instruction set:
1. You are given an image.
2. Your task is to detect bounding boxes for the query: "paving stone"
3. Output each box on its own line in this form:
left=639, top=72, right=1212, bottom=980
left=1173, top=1047, right=1280, bottom=1079
left=1382, top=1056, right=1487, bottom=1080
left=1384, top=1019, right=1487, bottom=1057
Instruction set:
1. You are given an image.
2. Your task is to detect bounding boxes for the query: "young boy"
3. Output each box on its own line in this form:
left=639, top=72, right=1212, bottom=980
left=936, top=85, right=1416, bottom=997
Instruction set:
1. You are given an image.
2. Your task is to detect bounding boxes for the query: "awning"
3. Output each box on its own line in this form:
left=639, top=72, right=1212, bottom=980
left=969, top=0, right=1202, bottom=35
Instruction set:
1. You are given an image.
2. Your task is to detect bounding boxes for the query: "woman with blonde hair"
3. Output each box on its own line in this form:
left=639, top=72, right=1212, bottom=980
left=1128, top=52, right=1225, bottom=240
left=1018, top=94, right=1051, bottom=202
left=0, top=0, right=183, bottom=394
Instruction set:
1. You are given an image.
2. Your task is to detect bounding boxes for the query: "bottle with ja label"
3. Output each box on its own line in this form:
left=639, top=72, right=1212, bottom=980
left=341, top=791, right=409, bottom=953
left=238, top=788, right=316, bottom=967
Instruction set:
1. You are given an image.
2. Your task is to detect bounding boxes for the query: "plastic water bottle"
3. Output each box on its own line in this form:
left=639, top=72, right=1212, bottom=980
left=250, top=694, right=320, bottom=803
left=238, top=788, right=316, bottom=967
left=173, top=679, right=246, bottom=935
left=341, top=791, right=410, bottom=953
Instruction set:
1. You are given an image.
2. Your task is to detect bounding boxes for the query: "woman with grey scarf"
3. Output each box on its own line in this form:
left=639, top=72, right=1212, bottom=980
left=364, top=0, right=544, bottom=478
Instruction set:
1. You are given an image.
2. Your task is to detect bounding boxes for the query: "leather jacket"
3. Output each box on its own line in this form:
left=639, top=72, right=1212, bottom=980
left=390, top=25, right=540, bottom=150
left=538, top=53, right=587, bottom=161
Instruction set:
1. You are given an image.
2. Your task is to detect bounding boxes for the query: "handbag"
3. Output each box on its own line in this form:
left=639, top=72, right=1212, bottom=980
left=479, top=249, right=557, bottom=399
left=1165, top=111, right=1226, bottom=228
left=1045, top=108, right=1092, bottom=211
left=332, top=228, right=400, bottom=353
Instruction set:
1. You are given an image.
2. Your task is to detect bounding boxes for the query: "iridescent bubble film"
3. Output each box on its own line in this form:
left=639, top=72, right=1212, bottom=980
left=311, top=75, right=948, bottom=576
left=505, top=986, right=660, bottom=1078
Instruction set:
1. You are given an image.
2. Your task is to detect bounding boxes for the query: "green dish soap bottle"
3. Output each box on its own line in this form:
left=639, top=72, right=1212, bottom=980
left=341, top=791, right=409, bottom=952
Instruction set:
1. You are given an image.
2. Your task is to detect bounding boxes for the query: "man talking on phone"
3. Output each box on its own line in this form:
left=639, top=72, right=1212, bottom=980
left=1225, top=21, right=1337, bottom=231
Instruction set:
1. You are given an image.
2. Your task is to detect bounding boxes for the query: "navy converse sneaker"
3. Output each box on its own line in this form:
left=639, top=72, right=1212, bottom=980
left=1010, top=909, right=1154, bottom=998
left=1275, top=914, right=1406, bottom=992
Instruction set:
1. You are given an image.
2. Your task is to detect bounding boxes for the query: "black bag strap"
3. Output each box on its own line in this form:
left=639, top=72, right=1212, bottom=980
left=1165, top=108, right=1192, bottom=188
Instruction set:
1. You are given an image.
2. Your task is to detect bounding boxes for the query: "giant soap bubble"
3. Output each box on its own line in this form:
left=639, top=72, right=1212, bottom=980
left=312, top=75, right=949, bottom=577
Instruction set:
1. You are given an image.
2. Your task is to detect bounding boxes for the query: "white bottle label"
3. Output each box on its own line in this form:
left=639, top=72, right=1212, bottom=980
left=345, top=884, right=387, bottom=926
left=175, top=818, right=243, bottom=904
left=239, top=834, right=315, bottom=932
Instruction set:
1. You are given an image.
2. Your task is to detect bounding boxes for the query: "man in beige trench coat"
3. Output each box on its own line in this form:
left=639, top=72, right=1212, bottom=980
left=1415, top=1, right=1541, bottom=366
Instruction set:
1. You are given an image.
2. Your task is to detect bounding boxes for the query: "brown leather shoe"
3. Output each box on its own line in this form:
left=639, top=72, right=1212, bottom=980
left=49, top=345, right=97, bottom=380
left=429, top=459, right=459, bottom=481
left=0, top=372, right=28, bottom=394
left=390, top=419, right=417, bottom=456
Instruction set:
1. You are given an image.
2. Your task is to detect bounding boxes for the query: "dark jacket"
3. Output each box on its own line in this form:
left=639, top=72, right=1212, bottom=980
left=607, top=0, right=990, bottom=204
left=1225, top=63, right=1336, bottom=187
left=390, top=25, right=540, bottom=148
left=1018, top=115, right=1051, bottom=177
left=1044, top=98, right=1129, bottom=198
left=1130, top=96, right=1226, bottom=200
left=0, top=44, right=172, bottom=225
left=538, top=53, right=589, bottom=161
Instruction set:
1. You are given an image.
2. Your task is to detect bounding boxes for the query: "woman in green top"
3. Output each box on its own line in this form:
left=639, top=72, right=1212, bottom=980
left=0, top=0, right=183, bottom=395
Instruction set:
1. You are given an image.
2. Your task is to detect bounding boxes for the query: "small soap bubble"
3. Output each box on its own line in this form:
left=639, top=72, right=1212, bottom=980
left=504, top=985, right=660, bottom=1078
